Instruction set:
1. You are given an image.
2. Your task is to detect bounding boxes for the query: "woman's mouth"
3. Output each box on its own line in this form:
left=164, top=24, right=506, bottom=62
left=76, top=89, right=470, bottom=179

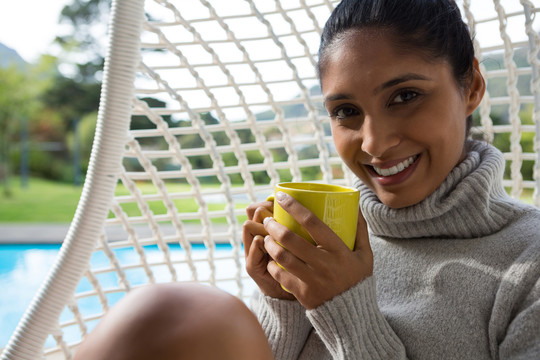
left=372, top=155, right=418, bottom=176
left=366, top=154, right=421, bottom=185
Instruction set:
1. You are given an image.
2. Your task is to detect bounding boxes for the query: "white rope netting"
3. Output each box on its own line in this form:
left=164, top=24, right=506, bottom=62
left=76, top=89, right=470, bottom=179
left=463, top=0, right=540, bottom=202
left=2, top=0, right=539, bottom=359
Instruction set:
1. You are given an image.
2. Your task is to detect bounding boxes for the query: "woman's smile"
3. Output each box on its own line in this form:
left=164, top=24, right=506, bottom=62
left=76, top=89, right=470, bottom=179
left=365, top=154, right=421, bottom=186
left=369, top=154, right=419, bottom=177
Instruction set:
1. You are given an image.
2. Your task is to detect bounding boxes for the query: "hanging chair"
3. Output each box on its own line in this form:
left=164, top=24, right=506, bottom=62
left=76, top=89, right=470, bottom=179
left=2, top=0, right=539, bottom=358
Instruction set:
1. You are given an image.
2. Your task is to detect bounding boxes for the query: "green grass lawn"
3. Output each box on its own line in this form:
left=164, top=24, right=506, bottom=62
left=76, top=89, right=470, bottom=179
left=0, top=177, right=249, bottom=223
left=0, top=177, right=83, bottom=222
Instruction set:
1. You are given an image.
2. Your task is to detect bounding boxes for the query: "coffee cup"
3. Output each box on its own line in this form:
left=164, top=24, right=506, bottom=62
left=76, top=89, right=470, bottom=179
left=267, top=182, right=359, bottom=250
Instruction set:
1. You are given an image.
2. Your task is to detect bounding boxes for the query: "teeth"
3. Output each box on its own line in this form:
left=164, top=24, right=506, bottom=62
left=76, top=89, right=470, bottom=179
left=372, top=156, right=417, bottom=177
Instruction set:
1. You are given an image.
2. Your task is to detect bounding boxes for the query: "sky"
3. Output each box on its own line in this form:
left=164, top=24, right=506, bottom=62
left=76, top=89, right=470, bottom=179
left=0, top=0, right=72, bottom=63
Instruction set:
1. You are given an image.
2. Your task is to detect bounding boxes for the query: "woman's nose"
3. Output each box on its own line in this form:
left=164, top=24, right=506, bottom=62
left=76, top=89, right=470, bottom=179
left=360, top=115, right=400, bottom=158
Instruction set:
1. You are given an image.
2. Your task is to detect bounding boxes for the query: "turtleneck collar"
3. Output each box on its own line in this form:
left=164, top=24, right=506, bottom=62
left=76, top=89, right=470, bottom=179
left=355, top=140, right=517, bottom=239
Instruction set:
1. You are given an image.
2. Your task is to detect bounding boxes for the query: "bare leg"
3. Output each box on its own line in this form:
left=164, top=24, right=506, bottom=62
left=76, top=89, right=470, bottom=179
left=73, top=283, right=273, bottom=360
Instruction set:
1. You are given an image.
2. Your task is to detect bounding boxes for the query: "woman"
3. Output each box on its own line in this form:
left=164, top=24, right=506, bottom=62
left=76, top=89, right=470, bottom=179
left=244, top=0, right=539, bottom=358
left=74, top=0, right=540, bottom=359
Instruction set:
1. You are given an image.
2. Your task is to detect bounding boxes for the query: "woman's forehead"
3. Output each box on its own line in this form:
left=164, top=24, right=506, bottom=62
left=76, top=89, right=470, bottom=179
left=321, top=33, right=452, bottom=100
left=324, top=31, right=436, bottom=73
left=324, top=29, right=450, bottom=75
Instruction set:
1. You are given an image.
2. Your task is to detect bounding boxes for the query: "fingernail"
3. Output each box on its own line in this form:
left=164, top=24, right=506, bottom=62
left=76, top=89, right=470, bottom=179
left=263, top=216, right=273, bottom=225
left=275, top=191, right=288, bottom=202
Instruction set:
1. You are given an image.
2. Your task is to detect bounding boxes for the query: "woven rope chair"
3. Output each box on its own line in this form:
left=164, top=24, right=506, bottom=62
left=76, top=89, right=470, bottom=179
left=2, top=0, right=540, bottom=358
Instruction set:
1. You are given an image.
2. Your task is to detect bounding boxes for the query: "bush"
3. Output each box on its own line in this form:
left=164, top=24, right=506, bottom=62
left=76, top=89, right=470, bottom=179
left=11, top=147, right=75, bottom=183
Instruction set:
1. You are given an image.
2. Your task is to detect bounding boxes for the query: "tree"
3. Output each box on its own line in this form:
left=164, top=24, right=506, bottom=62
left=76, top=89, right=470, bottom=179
left=16, top=0, right=111, bottom=184
left=56, top=0, right=110, bottom=83
left=0, top=60, right=51, bottom=196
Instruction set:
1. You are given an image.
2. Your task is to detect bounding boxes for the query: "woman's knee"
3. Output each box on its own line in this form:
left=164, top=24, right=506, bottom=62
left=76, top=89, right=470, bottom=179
left=74, top=283, right=194, bottom=359
left=74, top=282, right=272, bottom=360
left=158, top=283, right=272, bottom=357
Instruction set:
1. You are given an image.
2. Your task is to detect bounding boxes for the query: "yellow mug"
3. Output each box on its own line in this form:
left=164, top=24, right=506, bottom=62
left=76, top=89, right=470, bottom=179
left=268, top=182, right=360, bottom=250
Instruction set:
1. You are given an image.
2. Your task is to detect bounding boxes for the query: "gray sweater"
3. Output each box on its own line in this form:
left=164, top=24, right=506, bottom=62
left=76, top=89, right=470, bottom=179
left=252, top=141, right=540, bottom=359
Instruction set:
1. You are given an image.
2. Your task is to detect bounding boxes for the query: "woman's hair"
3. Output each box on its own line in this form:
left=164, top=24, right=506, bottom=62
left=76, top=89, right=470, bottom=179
left=318, top=0, right=476, bottom=132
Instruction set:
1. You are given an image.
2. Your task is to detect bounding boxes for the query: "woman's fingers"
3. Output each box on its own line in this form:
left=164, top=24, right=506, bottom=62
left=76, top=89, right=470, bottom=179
left=242, top=220, right=267, bottom=257
left=252, top=206, right=273, bottom=224
left=263, top=217, right=318, bottom=264
left=262, top=233, right=310, bottom=274
left=246, top=235, right=267, bottom=268
left=273, top=191, right=344, bottom=250
left=246, top=235, right=273, bottom=286
left=246, top=201, right=274, bottom=220
left=243, top=200, right=273, bottom=258
left=246, top=234, right=296, bottom=300
left=263, top=234, right=311, bottom=298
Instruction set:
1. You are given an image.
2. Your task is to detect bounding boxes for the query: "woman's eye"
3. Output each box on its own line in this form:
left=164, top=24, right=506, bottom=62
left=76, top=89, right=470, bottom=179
left=335, top=107, right=358, bottom=119
left=391, top=90, right=418, bottom=104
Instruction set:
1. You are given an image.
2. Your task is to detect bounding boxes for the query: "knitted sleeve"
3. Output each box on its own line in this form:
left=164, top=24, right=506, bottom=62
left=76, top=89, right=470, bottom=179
left=250, top=291, right=313, bottom=360
left=306, top=276, right=407, bottom=359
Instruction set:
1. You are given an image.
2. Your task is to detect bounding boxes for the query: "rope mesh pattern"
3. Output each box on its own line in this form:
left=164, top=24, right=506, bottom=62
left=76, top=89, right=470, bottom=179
left=17, top=0, right=540, bottom=357
left=463, top=0, right=540, bottom=206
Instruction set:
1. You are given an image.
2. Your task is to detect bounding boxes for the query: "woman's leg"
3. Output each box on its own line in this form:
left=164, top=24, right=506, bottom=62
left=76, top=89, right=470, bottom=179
left=73, top=282, right=274, bottom=360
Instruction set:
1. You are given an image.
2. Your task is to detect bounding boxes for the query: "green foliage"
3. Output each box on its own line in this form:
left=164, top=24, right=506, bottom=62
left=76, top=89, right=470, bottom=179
left=42, top=75, right=101, bottom=122
left=0, top=62, right=52, bottom=195
left=57, top=0, right=110, bottom=82
left=66, top=111, right=98, bottom=175
left=11, top=149, right=72, bottom=182
left=0, top=0, right=110, bottom=187
left=19, top=59, right=101, bottom=183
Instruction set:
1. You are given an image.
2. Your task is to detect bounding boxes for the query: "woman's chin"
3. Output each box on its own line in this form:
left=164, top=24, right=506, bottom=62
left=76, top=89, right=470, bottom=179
left=375, top=190, right=425, bottom=209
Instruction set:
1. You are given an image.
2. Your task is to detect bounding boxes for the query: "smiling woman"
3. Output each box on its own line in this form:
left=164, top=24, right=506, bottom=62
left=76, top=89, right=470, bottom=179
left=3, top=0, right=540, bottom=359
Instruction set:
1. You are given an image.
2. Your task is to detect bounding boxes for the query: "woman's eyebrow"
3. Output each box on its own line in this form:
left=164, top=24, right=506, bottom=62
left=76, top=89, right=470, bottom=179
left=324, top=73, right=434, bottom=104
left=323, top=93, right=354, bottom=105
left=373, top=73, right=432, bottom=94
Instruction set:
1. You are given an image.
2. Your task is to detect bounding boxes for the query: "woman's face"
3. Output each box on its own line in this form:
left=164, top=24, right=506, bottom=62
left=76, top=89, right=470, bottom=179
left=322, top=29, right=483, bottom=208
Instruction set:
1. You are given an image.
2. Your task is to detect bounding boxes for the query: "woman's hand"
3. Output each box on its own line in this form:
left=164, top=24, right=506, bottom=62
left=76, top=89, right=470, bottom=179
left=243, top=200, right=296, bottom=300
left=263, top=191, right=373, bottom=310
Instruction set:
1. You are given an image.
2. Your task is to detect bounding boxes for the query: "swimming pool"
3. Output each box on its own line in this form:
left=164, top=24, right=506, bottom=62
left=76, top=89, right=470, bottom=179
left=0, top=243, right=254, bottom=349
left=0, top=244, right=60, bottom=347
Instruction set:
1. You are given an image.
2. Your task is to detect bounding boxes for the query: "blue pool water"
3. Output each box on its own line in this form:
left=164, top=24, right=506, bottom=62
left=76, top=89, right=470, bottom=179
left=0, top=243, right=246, bottom=348
left=0, top=244, right=61, bottom=347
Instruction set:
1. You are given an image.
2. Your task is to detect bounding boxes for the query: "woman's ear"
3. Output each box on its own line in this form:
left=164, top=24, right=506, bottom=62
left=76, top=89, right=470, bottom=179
left=465, top=58, right=486, bottom=116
